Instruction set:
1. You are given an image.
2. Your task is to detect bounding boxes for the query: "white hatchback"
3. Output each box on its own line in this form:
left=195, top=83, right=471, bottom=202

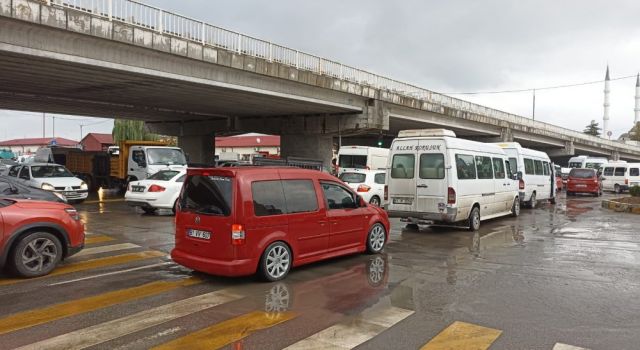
left=125, top=170, right=186, bottom=214
left=339, top=169, right=386, bottom=207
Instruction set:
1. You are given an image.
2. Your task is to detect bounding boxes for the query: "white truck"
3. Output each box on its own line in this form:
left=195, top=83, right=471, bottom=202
left=337, top=146, right=389, bottom=174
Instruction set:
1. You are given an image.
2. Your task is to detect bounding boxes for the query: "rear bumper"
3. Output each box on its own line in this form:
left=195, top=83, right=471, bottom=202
left=171, top=248, right=258, bottom=277
left=387, top=208, right=458, bottom=223
left=567, top=185, right=599, bottom=193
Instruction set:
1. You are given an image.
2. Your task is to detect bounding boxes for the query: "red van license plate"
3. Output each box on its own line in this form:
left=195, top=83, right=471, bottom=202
left=576, top=184, right=587, bottom=188
left=187, top=229, right=211, bottom=240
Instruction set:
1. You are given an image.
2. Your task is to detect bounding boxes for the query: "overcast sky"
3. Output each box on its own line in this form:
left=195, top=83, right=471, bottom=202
left=3, top=0, right=640, bottom=140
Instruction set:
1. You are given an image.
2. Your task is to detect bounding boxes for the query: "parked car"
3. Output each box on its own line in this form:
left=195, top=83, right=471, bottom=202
left=171, top=167, right=390, bottom=281
left=0, top=176, right=66, bottom=203
left=566, top=168, right=602, bottom=197
left=0, top=198, right=84, bottom=277
left=601, top=162, right=640, bottom=193
left=125, top=170, right=186, bottom=214
left=339, top=169, right=386, bottom=207
left=8, top=163, right=88, bottom=203
left=386, top=129, right=519, bottom=231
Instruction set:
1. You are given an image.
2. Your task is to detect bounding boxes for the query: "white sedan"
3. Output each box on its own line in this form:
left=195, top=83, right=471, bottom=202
left=339, top=169, right=386, bottom=207
left=125, top=170, right=186, bottom=214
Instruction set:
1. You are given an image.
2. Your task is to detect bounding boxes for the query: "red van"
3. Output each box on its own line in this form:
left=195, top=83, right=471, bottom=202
left=171, top=167, right=390, bottom=281
left=566, top=168, right=602, bottom=196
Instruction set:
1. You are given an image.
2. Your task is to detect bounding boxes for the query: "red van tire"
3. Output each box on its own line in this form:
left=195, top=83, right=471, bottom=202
left=366, top=223, right=386, bottom=254
left=259, top=242, right=292, bottom=282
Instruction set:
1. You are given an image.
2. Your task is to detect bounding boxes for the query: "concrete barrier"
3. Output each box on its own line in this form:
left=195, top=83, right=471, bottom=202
left=602, top=199, right=640, bottom=214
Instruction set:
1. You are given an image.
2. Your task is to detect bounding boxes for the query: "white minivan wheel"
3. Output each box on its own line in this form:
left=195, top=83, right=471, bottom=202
left=468, top=207, right=480, bottom=231
left=511, top=198, right=520, bottom=217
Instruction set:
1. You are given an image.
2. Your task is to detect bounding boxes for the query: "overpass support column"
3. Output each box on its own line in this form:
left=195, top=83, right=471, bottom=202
left=611, top=151, right=620, bottom=161
left=546, top=141, right=575, bottom=157
left=178, top=133, right=214, bottom=166
left=280, top=134, right=334, bottom=169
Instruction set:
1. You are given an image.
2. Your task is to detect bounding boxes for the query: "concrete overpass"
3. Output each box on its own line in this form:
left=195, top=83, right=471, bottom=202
left=1, top=0, right=640, bottom=165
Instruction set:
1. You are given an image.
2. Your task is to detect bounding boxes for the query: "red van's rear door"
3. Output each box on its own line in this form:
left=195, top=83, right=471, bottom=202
left=176, top=169, right=236, bottom=261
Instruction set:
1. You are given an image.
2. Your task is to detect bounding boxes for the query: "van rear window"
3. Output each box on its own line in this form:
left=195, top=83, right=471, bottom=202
left=419, top=154, right=444, bottom=179
left=181, top=175, right=232, bottom=216
left=339, top=173, right=366, bottom=183
left=339, top=155, right=367, bottom=169
left=569, top=169, right=596, bottom=178
left=391, top=154, right=415, bottom=179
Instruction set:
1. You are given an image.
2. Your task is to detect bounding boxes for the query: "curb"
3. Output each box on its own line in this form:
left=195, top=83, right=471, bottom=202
left=602, top=199, right=640, bottom=214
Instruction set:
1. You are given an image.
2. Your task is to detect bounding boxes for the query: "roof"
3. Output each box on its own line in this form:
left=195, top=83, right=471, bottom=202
left=82, top=133, right=114, bottom=144
left=0, top=137, right=78, bottom=147
left=216, top=135, right=280, bottom=147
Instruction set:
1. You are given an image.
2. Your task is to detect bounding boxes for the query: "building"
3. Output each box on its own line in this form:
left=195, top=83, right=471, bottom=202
left=0, top=137, right=79, bottom=156
left=215, top=133, right=280, bottom=161
left=81, top=133, right=114, bottom=151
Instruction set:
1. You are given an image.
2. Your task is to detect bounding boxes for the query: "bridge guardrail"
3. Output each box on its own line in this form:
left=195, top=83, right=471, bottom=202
left=31, top=0, right=640, bottom=152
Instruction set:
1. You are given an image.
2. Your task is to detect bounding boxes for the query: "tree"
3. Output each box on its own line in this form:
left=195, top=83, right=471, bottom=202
left=583, top=120, right=602, bottom=137
left=112, top=119, right=160, bottom=143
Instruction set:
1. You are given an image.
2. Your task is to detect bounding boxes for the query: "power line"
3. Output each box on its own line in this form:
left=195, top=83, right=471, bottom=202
left=443, top=73, right=638, bottom=95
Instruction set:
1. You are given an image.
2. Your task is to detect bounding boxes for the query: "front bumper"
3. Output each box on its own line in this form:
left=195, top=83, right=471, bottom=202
left=66, top=243, right=84, bottom=258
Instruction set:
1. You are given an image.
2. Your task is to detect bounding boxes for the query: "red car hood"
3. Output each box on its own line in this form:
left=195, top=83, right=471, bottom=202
left=6, top=198, right=71, bottom=210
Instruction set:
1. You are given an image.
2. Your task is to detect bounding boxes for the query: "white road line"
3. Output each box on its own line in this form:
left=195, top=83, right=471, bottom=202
left=285, top=305, right=414, bottom=349
left=48, top=262, right=173, bottom=286
left=15, top=289, right=244, bottom=350
left=72, top=243, right=140, bottom=258
left=553, top=343, right=590, bottom=350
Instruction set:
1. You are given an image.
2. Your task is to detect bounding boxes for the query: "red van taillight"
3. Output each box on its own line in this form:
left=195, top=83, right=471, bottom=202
left=447, top=187, right=456, bottom=204
left=357, top=184, right=371, bottom=192
left=148, top=184, right=166, bottom=192
left=384, top=185, right=388, bottom=201
left=231, top=224, right=245, bottom=245
left=519, top=179, right=525, bottom=190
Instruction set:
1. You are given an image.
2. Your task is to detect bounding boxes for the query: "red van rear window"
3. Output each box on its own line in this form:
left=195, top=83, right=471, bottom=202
left=181, top=175, right=233, bottom=216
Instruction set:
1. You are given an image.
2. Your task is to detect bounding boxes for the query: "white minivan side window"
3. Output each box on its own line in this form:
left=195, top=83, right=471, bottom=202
left=603, top=167, right=614, bottom=176
left=419, top=154, right=445, bottom=179
left=524, top=159, right=535, bottom=175
left=543, top=162, right=550, bottom=176
left=631, top=168, right=640, bottom=177
left=391, top=154, right=415, bottom=179
left=455, top=154, right=476, bottom=180
left=475, top=156, right=494, bottom=179
left=614, top=167, right=626, bottom=176
left=492, top=158, right=506, bottom=179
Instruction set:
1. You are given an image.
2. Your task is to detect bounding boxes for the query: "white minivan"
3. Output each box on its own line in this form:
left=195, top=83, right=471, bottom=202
left=494, top=143, right=555, bottom=208
left=337, top=146, right=389, bottom=174
left=568, top=155, right=608, bottom=170
left=386, top=129, right=519, bottom=231
left=601, top=162, right=640, bottom=193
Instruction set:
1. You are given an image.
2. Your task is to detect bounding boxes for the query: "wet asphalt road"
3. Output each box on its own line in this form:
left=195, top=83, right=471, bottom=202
left=1, top=191, right=640, bottom=349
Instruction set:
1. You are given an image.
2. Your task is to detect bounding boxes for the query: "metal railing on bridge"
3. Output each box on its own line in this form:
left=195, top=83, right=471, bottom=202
left=39, top=0, right=634, bottom=150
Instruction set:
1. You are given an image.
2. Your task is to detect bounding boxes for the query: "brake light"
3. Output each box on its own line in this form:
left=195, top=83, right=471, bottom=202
left=384, top=185, right=388, bottom=201
left=231, top=224, right=245, bottom=245
left=519, top=179, right=525, bottom=190
left=148, top=184, right=166, bottom=192
left=65, top=208, right=80, bottom=221
left=357, top=184, right=371, bottom=192
left=447, top=187, right=456, bottom=204
left=365, top=166, right=370, bottom=170
left=625, top=179, right=629, bottom=185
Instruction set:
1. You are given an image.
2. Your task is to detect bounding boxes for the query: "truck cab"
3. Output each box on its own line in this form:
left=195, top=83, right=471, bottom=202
left=127, top=146, right=187, bottom=182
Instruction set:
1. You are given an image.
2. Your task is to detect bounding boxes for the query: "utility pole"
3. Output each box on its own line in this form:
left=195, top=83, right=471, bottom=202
left=532, top=89, right=536, bottom=120
left=52, top=116, right=56, bottom=139
left=42, top=112, right=45, bottom=138
left=80, top=124, right=84, bottom=141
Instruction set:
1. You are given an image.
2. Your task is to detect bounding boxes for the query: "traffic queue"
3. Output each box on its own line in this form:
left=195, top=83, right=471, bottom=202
left=0, top=129, right=626, bottom=281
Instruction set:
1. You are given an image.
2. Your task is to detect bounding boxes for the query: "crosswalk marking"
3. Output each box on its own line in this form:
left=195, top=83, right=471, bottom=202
left=15, top=289, right=244, bottom=350
left=0, top=250, right=166, bottom=286
left=0, top=277, right=200, bottom=335
left=285, top=306, right=413, bottom=349
left=152, top=311, right=296, bottom=350
left=48, top=262, right=173, bottom=286
left=420, top=321, right=502, bottom=350
left=72, top=243, right=140, bottom=257
left=85, top=234, right=115, bottom=245
left=553, top=343, right=590, bottom=350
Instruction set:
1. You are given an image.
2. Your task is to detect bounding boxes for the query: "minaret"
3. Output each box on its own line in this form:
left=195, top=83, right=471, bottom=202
left=603, top=66, right=611, bottom=138
left=635, top=73, right=640, bottom=124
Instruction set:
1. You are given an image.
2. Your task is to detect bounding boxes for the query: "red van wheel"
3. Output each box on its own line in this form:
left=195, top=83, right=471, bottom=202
left=259, top=242, right=291, bottom=282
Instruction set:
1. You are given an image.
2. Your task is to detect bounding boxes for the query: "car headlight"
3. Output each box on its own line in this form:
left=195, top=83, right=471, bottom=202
left=41, top=183, right=55, bottom=191
left=53, top=192, right=67, bottom=203
left=80, top=181, right=88, bottom=190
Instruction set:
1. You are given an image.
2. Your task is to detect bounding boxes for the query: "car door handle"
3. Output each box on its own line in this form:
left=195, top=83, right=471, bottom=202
left=417, top=184, right=428, bottom=188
